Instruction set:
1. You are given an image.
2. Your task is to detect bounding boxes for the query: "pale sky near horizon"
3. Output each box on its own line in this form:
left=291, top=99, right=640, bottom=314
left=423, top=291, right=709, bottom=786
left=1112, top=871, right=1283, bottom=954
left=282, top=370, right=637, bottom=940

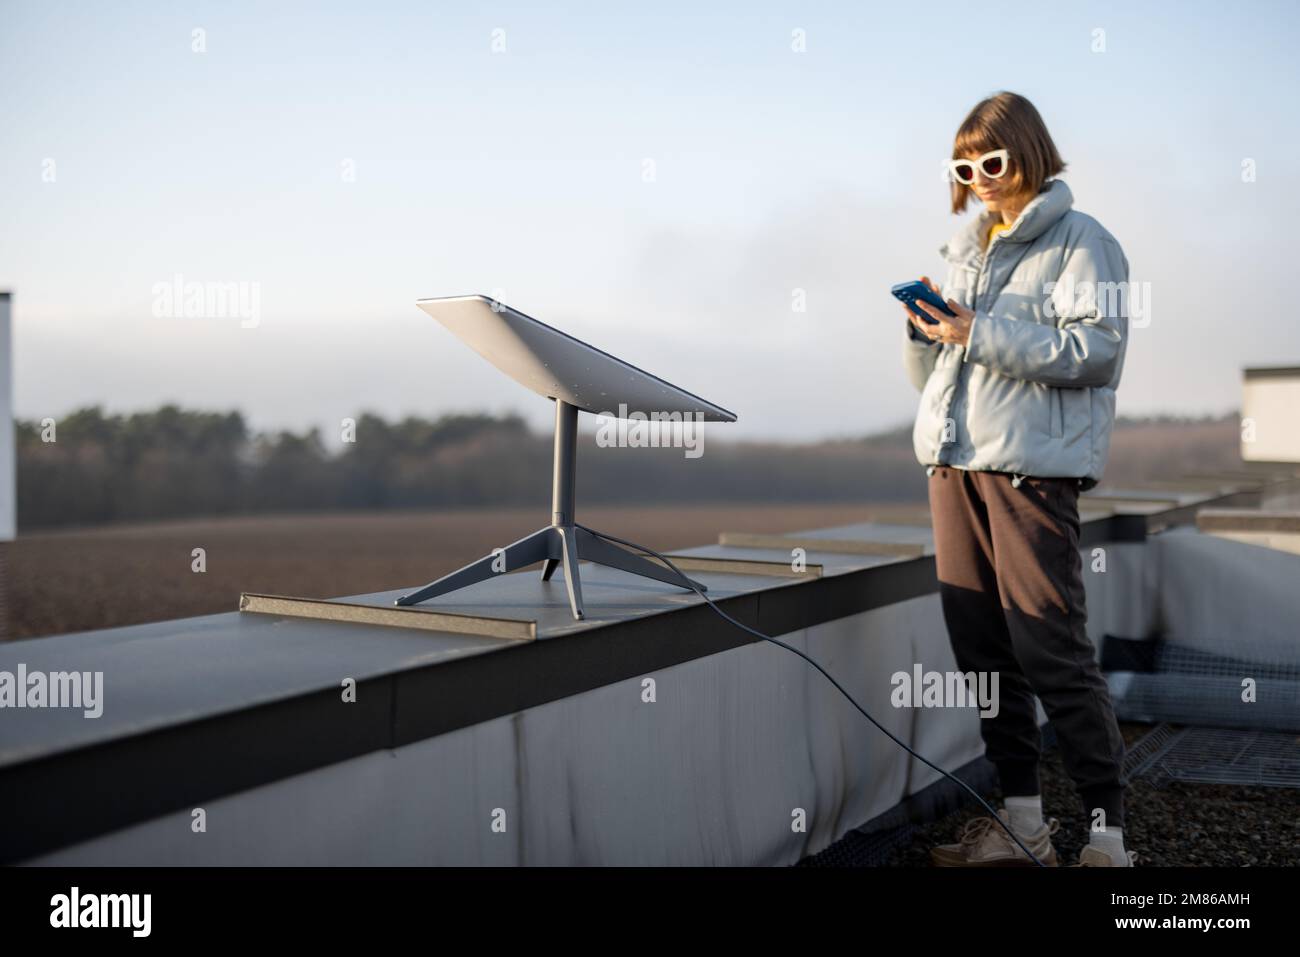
left=2, top=0, right=1297, bottom=445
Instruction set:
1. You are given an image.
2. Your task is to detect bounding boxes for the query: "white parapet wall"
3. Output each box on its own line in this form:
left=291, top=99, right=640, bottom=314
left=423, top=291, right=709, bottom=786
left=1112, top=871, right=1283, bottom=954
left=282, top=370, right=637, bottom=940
left=1242, top=367, right=1300, bottom=464
left=0, top=292, right=13, bottom=541
left=26, top=595, right=978, bottom=865
left=26, top=547, right=1157, bottom=867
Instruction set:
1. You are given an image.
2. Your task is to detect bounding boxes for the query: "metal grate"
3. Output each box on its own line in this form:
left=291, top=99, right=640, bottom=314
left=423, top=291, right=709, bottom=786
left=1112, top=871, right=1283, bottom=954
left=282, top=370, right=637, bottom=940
left=1128, top=726, right=1300, bottom=789
left=796, top=820, right=916, bottom=867
left=1156, top=644, right=1300, bottom=682
left=1122, top=722, right=1183, bottom=779
left=1109, top=641, right=1300, bottom=733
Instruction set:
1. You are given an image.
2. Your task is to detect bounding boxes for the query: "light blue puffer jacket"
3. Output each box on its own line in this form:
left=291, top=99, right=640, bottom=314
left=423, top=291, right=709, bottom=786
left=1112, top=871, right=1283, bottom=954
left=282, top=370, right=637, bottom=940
left=902, top=179, right=1129, bottom=490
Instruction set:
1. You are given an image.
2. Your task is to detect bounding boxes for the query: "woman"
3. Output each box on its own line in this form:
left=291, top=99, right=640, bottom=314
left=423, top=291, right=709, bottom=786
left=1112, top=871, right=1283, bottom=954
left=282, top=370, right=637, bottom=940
left=901, top=91, right=1135, bottom=867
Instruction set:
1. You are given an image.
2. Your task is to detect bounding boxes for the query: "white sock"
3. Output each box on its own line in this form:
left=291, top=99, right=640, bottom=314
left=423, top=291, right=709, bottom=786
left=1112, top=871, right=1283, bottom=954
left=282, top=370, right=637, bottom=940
left=1003, top=795, right=1044, bottom=834
left=1088, top=826, right=1129, bottom=865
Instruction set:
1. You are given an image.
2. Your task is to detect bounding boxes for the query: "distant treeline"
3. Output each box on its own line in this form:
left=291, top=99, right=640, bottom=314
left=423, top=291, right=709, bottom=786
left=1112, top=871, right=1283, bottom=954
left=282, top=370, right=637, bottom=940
left=14, top=405, right=1241, bottom=530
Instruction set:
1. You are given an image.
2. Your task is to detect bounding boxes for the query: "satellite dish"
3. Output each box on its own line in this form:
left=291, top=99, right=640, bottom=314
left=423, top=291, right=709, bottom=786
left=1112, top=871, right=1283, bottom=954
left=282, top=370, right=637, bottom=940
left=415, top=295, right=736, bottom=421
left=398, top=295, right=738, bottom=620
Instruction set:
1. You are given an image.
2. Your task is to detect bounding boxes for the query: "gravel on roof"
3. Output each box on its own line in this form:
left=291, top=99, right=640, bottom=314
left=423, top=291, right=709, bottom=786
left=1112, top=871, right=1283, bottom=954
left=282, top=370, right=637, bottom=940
left=801, top=723, right=1300, bottom=867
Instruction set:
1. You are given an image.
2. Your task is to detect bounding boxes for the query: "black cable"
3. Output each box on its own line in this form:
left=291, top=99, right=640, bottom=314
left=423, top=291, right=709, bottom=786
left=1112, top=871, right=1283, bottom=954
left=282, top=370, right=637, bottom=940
left=576, top=522, right=1048, bottom=868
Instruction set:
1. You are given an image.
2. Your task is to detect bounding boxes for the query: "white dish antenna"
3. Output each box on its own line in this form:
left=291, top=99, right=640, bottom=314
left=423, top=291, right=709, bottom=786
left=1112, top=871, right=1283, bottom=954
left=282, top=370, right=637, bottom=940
left=399, top=295, right=737, bottom=620
left=416, top=295, right=735, bottom=422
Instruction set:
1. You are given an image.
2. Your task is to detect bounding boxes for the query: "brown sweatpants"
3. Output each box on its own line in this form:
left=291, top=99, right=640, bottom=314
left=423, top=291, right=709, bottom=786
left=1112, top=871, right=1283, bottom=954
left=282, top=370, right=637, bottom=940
left=928, top=466, right=1128, bottom=829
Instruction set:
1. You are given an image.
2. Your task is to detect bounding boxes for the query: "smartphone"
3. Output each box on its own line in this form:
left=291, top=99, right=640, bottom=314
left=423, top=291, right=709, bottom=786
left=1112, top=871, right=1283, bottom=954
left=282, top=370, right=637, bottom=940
left=891, top=280, right=956, bottom=326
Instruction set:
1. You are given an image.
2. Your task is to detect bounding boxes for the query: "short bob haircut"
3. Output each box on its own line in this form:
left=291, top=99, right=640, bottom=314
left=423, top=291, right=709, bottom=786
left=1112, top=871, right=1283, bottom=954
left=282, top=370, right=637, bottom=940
left=950, top=92, right=1066, bottom=214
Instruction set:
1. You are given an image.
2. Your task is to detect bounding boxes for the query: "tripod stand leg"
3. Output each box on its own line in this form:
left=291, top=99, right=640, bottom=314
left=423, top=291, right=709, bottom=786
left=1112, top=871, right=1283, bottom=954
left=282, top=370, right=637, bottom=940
left=540, top=558, right=559, bottom=581
left=576, top=527, right=708, bottom=593
left=556, top=525, right=584, bottom=620
left=396, top=527, right=556, bottom=607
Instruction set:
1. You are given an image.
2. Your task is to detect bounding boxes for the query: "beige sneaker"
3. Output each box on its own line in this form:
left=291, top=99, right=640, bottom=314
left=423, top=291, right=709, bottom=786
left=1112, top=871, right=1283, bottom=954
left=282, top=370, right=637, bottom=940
left=930, top=809, right=1060, bottom=867
left=1075, top=846, right=1139, bottom=867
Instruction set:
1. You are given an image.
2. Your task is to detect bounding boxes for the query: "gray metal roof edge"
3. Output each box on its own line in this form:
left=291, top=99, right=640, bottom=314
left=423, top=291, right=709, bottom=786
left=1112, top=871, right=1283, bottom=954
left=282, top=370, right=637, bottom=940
left=0, top=508, right=1162, bottom=863
left=1243, top=366, right=1300, bottom=379
left=3, top=548, right=957, bottom=862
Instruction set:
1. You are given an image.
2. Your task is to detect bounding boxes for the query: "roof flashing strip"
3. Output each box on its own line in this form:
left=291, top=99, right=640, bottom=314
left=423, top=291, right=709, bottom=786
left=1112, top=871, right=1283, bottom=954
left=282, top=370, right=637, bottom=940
left=239, top=593, right=537, bottom=641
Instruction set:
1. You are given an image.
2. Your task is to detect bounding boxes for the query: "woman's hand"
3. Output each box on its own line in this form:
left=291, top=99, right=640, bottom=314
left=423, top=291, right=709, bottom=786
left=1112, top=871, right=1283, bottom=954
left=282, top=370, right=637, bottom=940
left=908, top=275, right=976, bottom=347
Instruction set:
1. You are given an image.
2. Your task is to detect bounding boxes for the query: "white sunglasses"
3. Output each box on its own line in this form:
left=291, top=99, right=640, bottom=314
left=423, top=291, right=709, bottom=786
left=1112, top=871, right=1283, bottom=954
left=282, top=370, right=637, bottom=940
left=948, top=148, right=1010, bottom=185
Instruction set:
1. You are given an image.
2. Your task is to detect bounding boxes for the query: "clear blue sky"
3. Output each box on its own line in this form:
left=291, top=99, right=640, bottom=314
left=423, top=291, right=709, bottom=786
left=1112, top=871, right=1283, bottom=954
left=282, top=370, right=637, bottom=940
left=2, top=0, right=1297, bottom=442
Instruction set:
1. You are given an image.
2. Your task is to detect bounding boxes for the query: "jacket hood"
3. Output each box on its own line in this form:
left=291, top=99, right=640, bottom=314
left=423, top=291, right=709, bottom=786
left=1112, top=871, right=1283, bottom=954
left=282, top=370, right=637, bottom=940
left=939, top=178, right=1074, bottom=263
